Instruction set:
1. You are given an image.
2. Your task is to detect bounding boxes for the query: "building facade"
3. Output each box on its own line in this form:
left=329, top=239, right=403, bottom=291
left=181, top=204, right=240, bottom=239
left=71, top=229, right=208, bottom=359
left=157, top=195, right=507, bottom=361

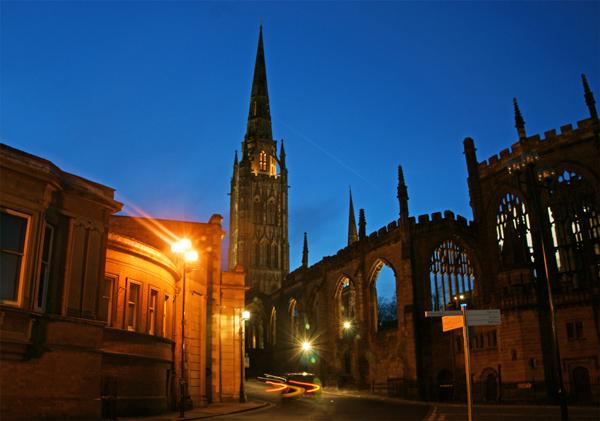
left=0, top=144, right=245, bottom=420
left=239, top=74, right=600, bottom=405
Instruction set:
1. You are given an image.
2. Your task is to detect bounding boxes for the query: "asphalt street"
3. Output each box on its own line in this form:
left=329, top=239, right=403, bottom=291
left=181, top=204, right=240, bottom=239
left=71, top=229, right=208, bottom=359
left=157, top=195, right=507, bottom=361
left=218, top=380, right=599, bottom=421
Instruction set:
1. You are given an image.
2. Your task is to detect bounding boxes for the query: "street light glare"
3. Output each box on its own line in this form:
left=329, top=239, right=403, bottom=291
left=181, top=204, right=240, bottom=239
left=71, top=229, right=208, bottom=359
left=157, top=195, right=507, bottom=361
left=184, top=250, right=199, bottom=262
left=302, top=341, right=312, bottom=351
left=171, top=238, right=192, bottom=253
left=343, top=321, right=352, bottom=330
left=241, top=310, right=251, bottom=320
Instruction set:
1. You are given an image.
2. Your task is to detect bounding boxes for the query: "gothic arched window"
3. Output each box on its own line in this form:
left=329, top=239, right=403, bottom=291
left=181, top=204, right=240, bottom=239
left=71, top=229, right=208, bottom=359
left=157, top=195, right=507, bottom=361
left=336, top=277, right=355, bottom=336
left=253, top=197, right=262, bottom=224
left=269, top=307, right=277, bottom=346
left=271, top=242, right=278, bottom=268
left=259, top=151, right=267, bottom=172
left=496, top=193, right=535, bottom=272
left=547, top=170, right=600, bottom=288
left=289, top=298, right=299, bottom=340
left=429, top=240, right=476, bottom=310
left=260, top=241, right=268, bottom=267
left=254, top=242, right=260, bottom=266
left=370, top=260, right=397, bottom=330
left=267, top=200, right=276, bottom=225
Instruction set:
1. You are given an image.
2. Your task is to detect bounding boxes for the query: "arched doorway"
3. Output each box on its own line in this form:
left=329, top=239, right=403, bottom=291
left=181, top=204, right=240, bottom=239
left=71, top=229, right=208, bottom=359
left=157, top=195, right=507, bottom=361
left=481, top=369, right=498, bottom=402
left=437, top=369, right=454, bottom=401
left=572, top=366, right=592, bottom=402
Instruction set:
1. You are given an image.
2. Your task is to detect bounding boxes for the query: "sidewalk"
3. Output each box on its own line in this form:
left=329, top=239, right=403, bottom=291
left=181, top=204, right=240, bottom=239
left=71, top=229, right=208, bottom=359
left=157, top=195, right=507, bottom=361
left=119, top=400, right=270, bottom=421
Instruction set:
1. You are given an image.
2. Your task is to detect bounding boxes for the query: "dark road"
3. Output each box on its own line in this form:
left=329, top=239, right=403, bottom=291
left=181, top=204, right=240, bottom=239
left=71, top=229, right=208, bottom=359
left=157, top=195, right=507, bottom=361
left=223, top=380, right=429, bottom=420
left=219, top=380, right=599, bottom=421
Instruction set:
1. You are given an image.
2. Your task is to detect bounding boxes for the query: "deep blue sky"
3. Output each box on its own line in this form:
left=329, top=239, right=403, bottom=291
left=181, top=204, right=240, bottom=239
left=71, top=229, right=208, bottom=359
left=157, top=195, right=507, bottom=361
left=2, top=1, right=599, bottom=272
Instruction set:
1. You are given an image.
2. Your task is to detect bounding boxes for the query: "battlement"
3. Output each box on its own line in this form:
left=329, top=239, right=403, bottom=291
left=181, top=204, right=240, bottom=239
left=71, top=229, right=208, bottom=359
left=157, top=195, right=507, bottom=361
left=477, top=117, right=595, bottom=176
left=409, top=210, right=471, bottom=232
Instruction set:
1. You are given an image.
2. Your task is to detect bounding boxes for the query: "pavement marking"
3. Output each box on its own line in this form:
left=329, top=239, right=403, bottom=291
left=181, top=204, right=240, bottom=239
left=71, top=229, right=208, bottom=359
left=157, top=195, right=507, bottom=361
left=424, top=405, right=438, bottom=421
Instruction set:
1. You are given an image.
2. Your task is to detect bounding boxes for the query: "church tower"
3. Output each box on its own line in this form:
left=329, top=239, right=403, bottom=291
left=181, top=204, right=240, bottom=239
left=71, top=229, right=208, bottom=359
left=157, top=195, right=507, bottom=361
left=228, top=27, right=289, bottom=295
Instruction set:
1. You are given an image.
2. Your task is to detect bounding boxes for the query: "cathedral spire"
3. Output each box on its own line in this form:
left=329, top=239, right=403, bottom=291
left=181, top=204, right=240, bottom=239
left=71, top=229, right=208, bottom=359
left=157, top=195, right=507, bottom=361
left=348, top=188, right=358, bottom=245
left=233, top=150, right=238, bottom=166
left=302, top=232, right=309, bottom=268
left=513, top=97, right=526, bottom=141
left=245, top=25, right=273, bottom=142
left=582, top=73, right=598, bottom=120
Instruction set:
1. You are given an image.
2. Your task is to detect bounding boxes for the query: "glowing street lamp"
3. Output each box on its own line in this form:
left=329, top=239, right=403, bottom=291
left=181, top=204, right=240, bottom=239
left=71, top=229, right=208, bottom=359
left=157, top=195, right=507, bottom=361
left=343, top=321, right=352, bottom=330
left=301, top=341, right=312, bottom=352
left=171, top=238, right=198, bottom=418
left=240, top=309, right=251, bottom=402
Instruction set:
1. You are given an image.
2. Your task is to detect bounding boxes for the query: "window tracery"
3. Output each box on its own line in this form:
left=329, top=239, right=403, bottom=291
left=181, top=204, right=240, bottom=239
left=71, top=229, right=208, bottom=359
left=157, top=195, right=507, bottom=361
left=496, top=193, right=535, bottom=273
left=547, top=170, right=599, bottom=287
left=429, top=240, right=476, bottom=310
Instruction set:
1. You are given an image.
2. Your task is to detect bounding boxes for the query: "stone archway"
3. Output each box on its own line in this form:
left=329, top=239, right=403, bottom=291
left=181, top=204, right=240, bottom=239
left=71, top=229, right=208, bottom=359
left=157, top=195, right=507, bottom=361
left=480, top=368, right=498, bottom=402
left=437, top=369, right=454, bottom=401
left=571, top=366, right=592, bottom=402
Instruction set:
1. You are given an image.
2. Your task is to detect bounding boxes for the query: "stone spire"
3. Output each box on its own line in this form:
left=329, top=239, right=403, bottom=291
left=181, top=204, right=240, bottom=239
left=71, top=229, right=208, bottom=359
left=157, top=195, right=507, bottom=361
left=302, top=232, right=309, bottom=268
left=245, top=25, right=273, bottom=142
left=348, top=188, right=358, bottom=245
left=397, top=165, right=409, bottom=225
left=513, top=97, right=526, bottom=141
left=582, top=73, right=598, bottom=120
left=233, top=150, right=238, bottom=166
left=358, top=208, right=366, bottom=240
left=463, top=138, right=483, bottom=222
left=279, top=139, right=286, bottom=168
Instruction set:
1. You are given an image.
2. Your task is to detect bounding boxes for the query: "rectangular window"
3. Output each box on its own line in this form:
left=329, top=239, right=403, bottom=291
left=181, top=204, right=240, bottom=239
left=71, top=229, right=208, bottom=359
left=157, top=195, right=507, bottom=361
left=148, top=289, right=158, bottom=335
left=163, top=295, right=170, bottom=338
left=127, top=282, right=140, bottom=331
left=1, top=210, right=29, bottom=304
left=568, top=321, right=584, bottom=340
left=567, top=322, right=574, bottom=339
left=36, top=224, right=54, bottom=311
left=98, top=276, right=115, bottom=324
left=575, top=321, right=583, bottom=339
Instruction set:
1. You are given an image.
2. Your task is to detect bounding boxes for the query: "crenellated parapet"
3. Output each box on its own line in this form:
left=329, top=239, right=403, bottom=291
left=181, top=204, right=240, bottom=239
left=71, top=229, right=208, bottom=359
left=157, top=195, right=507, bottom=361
left=477, top=117, right=597, bottom=178
left=408, top=209, right=473, bottom=234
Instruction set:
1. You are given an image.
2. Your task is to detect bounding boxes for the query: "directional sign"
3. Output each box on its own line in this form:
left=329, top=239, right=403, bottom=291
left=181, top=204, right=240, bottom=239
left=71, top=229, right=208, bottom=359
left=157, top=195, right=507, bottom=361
left=442, top=315, right=463, bottom=332
left=425, top=310, right=461, bottom=318
left=466, top=309, right=501, bottom=326
left=426, top=309, right=501, bottom=327
left=426, top=305, right=502, bottom=421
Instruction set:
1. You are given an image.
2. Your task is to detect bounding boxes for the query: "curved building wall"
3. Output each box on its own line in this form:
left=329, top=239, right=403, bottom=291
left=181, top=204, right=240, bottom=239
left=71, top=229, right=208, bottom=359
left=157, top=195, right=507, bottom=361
left=103, top=233, right=178, bottom=416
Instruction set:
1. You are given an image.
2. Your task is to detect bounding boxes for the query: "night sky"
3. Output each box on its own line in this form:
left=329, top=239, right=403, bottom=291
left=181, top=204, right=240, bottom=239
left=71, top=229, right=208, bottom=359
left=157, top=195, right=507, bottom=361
left=2, top=1, right=599, bottom=273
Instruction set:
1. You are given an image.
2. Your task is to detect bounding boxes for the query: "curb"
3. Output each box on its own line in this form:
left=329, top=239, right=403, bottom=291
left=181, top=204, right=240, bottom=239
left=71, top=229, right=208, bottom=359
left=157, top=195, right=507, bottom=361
left=178, top=401, right=271, bottom=420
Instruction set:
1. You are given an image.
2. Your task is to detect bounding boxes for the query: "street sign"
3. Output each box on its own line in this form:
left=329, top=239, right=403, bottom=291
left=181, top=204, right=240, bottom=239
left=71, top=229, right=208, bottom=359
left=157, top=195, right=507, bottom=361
left=425, top=310, right=461, bottom=317
left=426, top=309, right=501, bottom=326
left=442, top=315, right=463, bottom=332
left=465, top=309, right=501, bottom=326
left=425, top=306, right=501, bottom=421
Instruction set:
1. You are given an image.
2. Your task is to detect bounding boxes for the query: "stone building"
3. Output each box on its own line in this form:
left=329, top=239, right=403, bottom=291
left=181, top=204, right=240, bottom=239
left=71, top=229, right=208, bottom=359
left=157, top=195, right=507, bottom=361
left=0, top=144, right=245, bottom=420
left=228, top=34, right=600, bottom=404
left=228, top=26, right=290, bottom=298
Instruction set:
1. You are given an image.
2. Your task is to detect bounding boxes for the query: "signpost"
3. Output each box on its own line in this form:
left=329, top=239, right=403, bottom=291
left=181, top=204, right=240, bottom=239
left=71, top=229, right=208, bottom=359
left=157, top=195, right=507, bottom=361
left=425, top=306, right=501, bottom=421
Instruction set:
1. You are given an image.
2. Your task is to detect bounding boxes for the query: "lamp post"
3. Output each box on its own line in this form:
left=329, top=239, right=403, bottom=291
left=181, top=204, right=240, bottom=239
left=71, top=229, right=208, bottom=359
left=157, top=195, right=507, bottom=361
left=507, top=154, right=568, bottom=420
left=239, top=310, right=250, bottom=403
left=171, top=239, right=198, bottom=419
